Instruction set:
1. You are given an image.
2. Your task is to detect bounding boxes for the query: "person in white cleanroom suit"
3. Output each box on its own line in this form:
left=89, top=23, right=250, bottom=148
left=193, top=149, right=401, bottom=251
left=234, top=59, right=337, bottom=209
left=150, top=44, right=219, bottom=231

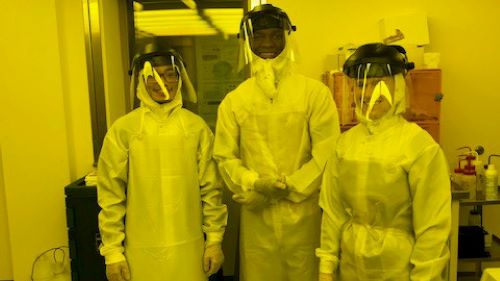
left=316, top=43, right=451, bottom=281
left=213, top=4, right=340, bottom=281
left=97, top=50, right=227, bottom=281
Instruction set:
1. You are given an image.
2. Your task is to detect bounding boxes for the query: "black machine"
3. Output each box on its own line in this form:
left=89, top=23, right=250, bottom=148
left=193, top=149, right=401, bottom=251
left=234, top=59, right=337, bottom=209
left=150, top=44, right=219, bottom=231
left=65, top=178, right=106, bottom=281
left=458, top=225, right=490, bottom=258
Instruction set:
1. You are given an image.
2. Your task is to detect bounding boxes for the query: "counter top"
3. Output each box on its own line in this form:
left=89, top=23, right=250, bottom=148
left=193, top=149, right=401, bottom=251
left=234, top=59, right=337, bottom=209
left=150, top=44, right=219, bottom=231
left=451, top=180, right=500, bottom=204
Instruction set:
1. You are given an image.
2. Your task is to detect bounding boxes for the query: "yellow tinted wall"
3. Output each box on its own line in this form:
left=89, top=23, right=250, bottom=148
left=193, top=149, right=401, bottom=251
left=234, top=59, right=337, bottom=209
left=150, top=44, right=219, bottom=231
left=0, top=0, right=94, bottom=279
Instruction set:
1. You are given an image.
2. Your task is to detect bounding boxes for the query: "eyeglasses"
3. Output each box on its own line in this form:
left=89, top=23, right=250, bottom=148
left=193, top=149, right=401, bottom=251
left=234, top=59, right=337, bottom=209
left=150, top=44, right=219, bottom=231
left=145, top=73, right=179, bottom=88
left=161, top=71, right=179, bottom=83
left=358, top=97, right=384, bottom=106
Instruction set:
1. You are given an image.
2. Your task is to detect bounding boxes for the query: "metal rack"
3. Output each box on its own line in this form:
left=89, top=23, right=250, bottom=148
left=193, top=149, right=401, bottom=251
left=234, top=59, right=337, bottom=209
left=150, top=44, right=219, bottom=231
left=451, top=191, right=500, bottom=281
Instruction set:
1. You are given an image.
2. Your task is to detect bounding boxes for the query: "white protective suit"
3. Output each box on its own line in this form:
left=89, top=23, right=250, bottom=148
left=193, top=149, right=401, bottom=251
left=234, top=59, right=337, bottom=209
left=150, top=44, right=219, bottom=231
left=214, top=55, right=340, bottom=281
left=316, top=74, right=451, bottom=281
left=97, top=72, right=227, bottom=281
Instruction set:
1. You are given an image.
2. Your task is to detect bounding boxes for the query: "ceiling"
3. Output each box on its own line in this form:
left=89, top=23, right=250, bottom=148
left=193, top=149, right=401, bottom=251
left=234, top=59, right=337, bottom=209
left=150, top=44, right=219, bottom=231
left=135, top=0, right=243, bottom=9
left=133, top=0, right=244, bottom=36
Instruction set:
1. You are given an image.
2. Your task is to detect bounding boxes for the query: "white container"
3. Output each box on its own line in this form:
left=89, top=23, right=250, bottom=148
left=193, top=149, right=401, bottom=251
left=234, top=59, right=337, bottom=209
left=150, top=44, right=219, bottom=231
left=485, top=164, right=498, bottom=200
left=451, top=170, right=464, bottom=190
left=461, top=173, right=476, bottom=199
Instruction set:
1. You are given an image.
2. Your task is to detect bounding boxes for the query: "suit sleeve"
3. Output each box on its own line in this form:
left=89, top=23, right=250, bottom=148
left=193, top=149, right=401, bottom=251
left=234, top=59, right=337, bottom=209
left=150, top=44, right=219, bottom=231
left=408, top=143, right=451, bottom=281
left=315, top=152, right=349, bottom=274
left=286, top=85, right=340, bottom=202
left=198, top=125, right=228, bottom=246
left=213, top=98, right=259, bottom=194
left=97, top=126, right=129, bottom=264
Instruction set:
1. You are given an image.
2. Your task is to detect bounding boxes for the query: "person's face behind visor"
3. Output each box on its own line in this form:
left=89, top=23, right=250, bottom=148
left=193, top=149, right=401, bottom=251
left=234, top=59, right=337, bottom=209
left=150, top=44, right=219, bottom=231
left=250, top=27, right=285, bottom=59
left=145, top=65, right=179, bottom=103
left=350, top=76, right=395, bottom=120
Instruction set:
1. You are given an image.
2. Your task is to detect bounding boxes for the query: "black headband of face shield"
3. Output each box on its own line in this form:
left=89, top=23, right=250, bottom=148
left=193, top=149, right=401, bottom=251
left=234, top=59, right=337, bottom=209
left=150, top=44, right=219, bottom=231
left=128, top=50, right=184, bottom=76
left=342, top=43, right=415, bottom=78
left=238, top=4, right=296, bottom=39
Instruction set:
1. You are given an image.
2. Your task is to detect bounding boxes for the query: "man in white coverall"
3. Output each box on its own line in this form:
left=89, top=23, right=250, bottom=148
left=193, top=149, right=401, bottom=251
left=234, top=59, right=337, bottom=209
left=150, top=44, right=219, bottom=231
left=97, top=50, right=227, bottom=281
left=316, top=43, right=451, bottom=281
left=213, top=4, right=340, bottom=281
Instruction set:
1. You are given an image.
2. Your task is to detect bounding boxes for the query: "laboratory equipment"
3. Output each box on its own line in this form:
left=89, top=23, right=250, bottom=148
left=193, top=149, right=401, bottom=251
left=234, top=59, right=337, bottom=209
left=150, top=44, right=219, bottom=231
left=65, top=178, right=106, bottom=281
left=472, top=146, right=486, bottom=199
left=458, top=225, right=489, bottom=258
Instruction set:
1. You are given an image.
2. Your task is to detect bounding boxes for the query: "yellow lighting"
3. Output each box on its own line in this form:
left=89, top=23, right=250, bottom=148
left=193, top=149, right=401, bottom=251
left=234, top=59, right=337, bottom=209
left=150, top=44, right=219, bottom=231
left=137, top=21, right=211, bottom=27
left=135, top=9, right=198, bottom=16
left=137, top=22, right=211, bottom=29
left=137, top=27, right=218, bottom=36
left=134, top=8, right=243, bottom=37
left=135, top=9, right=210, bottom=36
left=210, top=19, right=241, bottom=24
left=250, top=0, right=266, bottom=9
left=133, top=1, right=143, bottom=11
left=204, top=8, right=242, bottom=36
left=135, top=16, right=202, bottom=23
left=181, top=0, right=197, bottom=9
left=204, top=8, right=242, bottom=16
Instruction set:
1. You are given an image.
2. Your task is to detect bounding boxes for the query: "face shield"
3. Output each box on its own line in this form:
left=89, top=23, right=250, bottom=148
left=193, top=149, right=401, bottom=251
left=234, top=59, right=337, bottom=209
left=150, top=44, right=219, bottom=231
left=343, top=43, right=414, bottom=122
left=237, top=4, right=298, bottom=71
left=129, top=50, right=197, bottom=109
left=348, top=63, right=396, bottom=121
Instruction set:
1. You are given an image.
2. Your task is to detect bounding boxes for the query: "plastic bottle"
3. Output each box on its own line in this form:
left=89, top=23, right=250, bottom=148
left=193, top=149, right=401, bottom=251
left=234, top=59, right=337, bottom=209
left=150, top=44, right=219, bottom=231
left=468, top=149, right=485, bottom=200
left=485, top=163, right=498, bottom=200
left=474, top=159, right=486, bottom=200
left=452, top=158, right=466, bottom=190
left=462, top=164, right=476, bottom=199
left=453, top=146, right=474, bottom=191
left=457, top=154, right=476, bottom=198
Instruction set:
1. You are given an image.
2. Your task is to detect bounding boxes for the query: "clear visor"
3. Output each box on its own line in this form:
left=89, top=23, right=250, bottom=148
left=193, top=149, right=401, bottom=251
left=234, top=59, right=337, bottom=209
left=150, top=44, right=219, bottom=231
left=143, top=62, right=179, bottom=101
left=347, top=63, right=396, bottom=121
left=238, top=16, right=298, bottom=70
left=129, top=54, right=197, bottom=109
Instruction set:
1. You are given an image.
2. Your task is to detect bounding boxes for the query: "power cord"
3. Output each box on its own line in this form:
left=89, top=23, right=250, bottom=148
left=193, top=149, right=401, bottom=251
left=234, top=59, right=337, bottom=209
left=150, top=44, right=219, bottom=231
left=30, top=246, right=69, bottom=281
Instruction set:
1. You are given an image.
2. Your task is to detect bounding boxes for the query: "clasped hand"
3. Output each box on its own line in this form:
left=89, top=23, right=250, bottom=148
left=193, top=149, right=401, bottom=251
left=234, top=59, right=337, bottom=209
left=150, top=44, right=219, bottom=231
left=253, top=176, right=288, bottom=198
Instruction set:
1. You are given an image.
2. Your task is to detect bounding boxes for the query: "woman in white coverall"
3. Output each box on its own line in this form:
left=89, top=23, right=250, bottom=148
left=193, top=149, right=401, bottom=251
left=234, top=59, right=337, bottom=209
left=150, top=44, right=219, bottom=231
left=213, top=4, right=340, bottom=281
left=97, top=50, right=227, bottom=281
left=316, top=43, right=451, bottom=281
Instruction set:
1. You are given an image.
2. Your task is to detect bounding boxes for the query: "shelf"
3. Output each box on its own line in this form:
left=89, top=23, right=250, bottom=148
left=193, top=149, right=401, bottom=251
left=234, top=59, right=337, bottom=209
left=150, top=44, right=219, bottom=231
left=459, top=198, right=500, bottom=206
left=459, top=235, right=500, bottom=262
left=452, top=181, right=500, bottom=205
left=458, top=190, right=500, bottom=206
left=452, top=191, right=470, bottom=200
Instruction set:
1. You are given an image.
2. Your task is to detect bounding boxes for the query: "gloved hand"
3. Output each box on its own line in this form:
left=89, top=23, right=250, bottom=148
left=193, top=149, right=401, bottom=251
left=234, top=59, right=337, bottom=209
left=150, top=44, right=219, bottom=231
left=232, top=191, right=269, bottom=210
left=106, top=260, right=130, bottom=281
left=203, top=244, right=224, bottom=276
left=254, top=177, right=288, bottom=198
left=319, top=272, right=334, bottom=281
